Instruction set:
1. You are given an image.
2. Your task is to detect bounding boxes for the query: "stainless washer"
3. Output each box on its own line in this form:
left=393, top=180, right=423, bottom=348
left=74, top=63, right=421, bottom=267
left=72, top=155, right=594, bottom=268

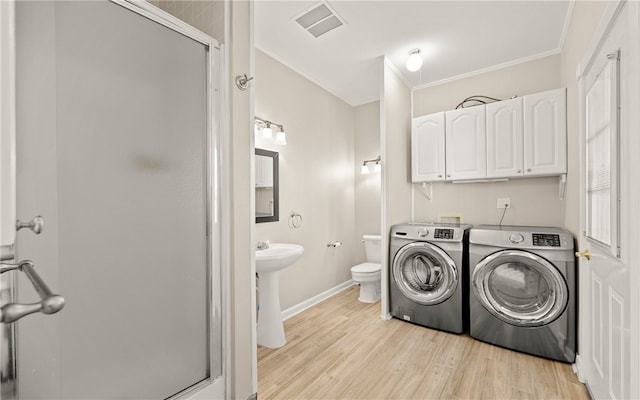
left=469, top=225, right=576, bottom=362
left=389, top=223, right=471, bottom=334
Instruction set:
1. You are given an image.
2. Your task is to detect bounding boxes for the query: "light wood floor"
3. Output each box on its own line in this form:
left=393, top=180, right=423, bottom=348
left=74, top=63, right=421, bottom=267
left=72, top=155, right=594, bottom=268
left=257, top=286, right=590, bottom=400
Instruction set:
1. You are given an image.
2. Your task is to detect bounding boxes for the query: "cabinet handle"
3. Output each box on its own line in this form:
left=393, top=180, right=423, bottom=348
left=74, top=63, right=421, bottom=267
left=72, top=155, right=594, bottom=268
left=517, top=169, right=522, bottom=173
left=438, top=175, right=442, bottom=178
left=527, top=168, right=532, bottom=172
left=447, top=174, right=451, bottom=178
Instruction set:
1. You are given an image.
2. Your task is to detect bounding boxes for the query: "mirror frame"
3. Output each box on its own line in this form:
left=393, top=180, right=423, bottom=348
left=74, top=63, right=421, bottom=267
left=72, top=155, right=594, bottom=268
left=255, top=148, right=279, bottom=223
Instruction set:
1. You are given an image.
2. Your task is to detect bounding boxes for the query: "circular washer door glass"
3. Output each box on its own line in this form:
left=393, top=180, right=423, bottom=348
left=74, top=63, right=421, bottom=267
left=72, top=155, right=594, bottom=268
left=392, top=242, right=458, bottom=305
left=473, top=250, right=569, bottom=327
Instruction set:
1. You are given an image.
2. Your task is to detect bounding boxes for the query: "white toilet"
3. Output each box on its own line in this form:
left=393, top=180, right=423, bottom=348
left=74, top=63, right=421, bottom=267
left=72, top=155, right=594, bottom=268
left=351, top=234, right=382, bottom=303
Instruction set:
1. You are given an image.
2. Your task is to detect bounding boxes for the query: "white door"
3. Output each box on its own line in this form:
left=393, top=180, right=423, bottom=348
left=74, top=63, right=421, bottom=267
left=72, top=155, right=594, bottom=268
left=1, top=1, right=224, bottom=398
left=576, top=2, right=639, bottom=398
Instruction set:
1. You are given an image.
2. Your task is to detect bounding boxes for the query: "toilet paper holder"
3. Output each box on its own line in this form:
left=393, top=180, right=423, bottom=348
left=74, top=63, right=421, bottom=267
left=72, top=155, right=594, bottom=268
left=327, top=241, right=342, bottom=248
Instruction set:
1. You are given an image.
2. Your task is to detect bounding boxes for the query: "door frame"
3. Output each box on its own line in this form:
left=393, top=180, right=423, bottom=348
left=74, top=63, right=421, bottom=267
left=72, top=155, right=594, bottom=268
left=0, top=1, right=18, bottom=398
left=0, top=1, right=231, bottom=398
left=575, top=0, right=640, bottom=397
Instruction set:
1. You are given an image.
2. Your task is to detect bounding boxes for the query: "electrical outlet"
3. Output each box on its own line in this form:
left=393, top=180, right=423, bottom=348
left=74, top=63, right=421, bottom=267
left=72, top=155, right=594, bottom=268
left=497, top=198, right=511, bottom=208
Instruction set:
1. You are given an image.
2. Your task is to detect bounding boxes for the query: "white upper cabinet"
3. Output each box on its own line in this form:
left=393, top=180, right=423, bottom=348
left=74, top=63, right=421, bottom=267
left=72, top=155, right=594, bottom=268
left=411, top=112, right=446, bottom=182
left=486, top=97, right=524, bottom=178
left=445, top=105, right=486, bottom=180
left=410, top=88, right=566, bottom=183
left=523, top=88, right=567, bottom=176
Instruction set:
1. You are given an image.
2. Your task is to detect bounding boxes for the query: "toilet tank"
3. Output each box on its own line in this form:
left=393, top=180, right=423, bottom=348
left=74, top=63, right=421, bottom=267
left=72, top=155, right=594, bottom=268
left=363, top=234, right=382, bottom=263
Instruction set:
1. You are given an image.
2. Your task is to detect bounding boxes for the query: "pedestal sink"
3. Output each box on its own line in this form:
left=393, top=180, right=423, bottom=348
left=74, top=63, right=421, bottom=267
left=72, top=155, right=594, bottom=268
left=256, top=243, right=304, bottom=348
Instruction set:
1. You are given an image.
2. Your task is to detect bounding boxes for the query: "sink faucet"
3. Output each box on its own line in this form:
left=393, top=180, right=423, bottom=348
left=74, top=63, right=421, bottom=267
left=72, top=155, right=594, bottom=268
left=257, top=241, right=270, bottom=250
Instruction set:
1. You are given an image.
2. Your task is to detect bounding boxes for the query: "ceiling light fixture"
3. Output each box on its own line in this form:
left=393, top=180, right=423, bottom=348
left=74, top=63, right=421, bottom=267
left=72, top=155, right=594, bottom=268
left=255, top=117, right=287, bottom=145
left=406, top=48, right=423, bottom=72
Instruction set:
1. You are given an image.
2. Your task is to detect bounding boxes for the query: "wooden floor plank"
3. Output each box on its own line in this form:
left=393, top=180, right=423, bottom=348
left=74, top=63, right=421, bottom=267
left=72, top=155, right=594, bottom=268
left=258, top=286, right=590, bottom=400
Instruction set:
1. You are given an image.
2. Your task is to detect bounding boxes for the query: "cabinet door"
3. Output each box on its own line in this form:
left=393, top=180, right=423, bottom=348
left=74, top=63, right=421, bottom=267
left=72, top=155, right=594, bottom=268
left=486, top=97, right=524, bottom=178
left=523, top=88, right=567, bottom=176
left=445, top=106, right=486, bottom=180
left=411, top=112, right=446, bottom=182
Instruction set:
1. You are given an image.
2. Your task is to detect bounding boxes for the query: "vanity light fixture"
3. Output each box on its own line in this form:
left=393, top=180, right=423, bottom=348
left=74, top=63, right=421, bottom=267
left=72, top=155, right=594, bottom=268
left=406, top=48, right=423, bottom=72
left=360, top=155, right=381, bottom=174
left=274, top=126, right=287, bottom=145
left=361, top=162, right=370, bottom=175
left=262, top=122, right=273, bottom=140
left=255, top=117, right=287, bottom=145
left=373, top=160, right=381, bottom=173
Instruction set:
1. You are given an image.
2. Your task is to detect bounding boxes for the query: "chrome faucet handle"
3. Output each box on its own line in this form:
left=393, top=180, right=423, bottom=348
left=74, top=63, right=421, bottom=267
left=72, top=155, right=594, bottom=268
left=257, top=241, right=270, bottom=250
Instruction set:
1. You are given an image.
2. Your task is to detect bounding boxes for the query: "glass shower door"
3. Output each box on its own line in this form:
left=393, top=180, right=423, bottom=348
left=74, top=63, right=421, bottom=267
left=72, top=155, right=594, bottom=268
left=12, top=1, right=222, bottom=398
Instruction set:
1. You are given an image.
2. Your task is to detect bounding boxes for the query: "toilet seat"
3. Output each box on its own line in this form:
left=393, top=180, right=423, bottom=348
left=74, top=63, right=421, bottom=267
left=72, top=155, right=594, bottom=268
left=351, top=262, right=381, bottom=273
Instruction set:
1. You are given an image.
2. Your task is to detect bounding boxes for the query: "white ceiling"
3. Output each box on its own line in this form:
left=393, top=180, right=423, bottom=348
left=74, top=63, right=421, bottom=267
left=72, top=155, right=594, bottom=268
left=254, top=0, right=572, bottom=106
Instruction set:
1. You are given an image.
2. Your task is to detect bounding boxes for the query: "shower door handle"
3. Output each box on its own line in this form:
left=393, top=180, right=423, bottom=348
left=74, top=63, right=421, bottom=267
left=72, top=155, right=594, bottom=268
left=0, top=260, right=65, bottom=324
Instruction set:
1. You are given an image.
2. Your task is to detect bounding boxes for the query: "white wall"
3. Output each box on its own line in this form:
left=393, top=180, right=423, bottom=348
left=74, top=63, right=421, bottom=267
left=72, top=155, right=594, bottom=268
left=228, top=2, right=254, bottom=398
left=355, top=100, right=381, bottom=260
left=411, top=55, right=565, bottom=227
left=254, top=49, right=357, bottom=310
left=381, top=59, right=413, bottom=316
left=148, top=0, right=224, bottom=43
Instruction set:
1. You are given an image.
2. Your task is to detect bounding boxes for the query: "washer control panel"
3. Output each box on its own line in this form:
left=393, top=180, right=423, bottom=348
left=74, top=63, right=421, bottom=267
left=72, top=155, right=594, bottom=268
left=434, top=229, right=454, bottom=239
left=391, top=223, right=471, bottom=242
left=532, top=233, right=561, bottom=247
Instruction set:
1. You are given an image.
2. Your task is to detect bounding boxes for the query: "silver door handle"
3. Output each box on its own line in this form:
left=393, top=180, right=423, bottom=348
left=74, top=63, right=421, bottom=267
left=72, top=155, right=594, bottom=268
left=16, top=215, right=44, bottom=235
left=0, top=260, right=65, bottom=324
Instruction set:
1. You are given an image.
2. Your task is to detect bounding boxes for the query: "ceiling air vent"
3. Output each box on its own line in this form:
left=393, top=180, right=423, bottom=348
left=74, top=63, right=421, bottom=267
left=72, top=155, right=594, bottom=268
left=294, top=1, right=345, bottom=38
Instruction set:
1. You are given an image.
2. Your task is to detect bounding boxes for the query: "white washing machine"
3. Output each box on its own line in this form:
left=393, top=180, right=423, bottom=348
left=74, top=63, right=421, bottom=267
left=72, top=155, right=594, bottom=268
left=389, top=223, right=471, bottom=334
left=469, top=225, right=576, bottom=362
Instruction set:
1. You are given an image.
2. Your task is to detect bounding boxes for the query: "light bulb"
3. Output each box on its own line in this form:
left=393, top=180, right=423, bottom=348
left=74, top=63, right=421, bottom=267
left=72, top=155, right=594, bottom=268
left=373, top=162, right=381, bottom=173
left=406, top=49, right=422, bottom=72
left=275, top=129, right=287, bottom=145
left=360, top=164, right=370, bottom=174
left=262, top=124, right=273, bottom=140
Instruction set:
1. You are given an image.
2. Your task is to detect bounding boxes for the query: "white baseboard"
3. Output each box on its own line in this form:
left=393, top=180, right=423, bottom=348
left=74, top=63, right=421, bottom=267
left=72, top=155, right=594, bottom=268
left=281, top=280, right=357, bottom=321
left=574, top=354, right=586, bottom=383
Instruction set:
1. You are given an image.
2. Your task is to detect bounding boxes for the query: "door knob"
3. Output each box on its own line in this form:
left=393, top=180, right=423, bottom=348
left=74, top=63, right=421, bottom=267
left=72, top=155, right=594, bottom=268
left=575, top=249, right=591, bottom=260
left=16, top=215, right=44, bottom=235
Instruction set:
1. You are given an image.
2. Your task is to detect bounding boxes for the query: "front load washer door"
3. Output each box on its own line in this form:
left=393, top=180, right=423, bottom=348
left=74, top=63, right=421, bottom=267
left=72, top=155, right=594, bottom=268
left=392, top=242, right=458, bottom=305
left=472, top=250, right=568, bottom=327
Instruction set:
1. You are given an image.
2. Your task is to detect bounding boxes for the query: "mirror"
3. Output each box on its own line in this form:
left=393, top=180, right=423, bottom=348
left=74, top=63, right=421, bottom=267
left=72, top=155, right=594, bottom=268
left=255, top=149, right=279, bottom=223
